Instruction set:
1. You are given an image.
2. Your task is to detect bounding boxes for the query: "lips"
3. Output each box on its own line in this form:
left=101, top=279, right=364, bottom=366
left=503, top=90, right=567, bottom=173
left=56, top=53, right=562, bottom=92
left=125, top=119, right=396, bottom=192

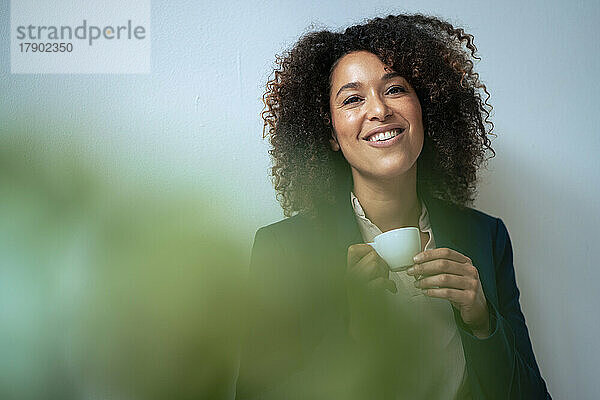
left=362, top=124, right=407, bottom=141
left=365, top=128, right=405, bottom=142
left=363, top=127, right=406, bottom=148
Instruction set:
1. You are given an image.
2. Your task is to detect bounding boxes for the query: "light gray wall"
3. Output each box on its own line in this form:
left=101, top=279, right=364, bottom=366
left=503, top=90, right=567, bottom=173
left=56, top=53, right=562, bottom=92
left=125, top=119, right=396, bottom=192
left=1, top=0, right=598, bottom=398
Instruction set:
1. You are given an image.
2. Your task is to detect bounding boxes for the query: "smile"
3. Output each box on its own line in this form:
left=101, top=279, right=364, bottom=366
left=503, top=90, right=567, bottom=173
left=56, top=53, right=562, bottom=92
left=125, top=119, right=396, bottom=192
left=363, top=128, right=406, bottom=148
left=365, top=128, right=405, bottom=142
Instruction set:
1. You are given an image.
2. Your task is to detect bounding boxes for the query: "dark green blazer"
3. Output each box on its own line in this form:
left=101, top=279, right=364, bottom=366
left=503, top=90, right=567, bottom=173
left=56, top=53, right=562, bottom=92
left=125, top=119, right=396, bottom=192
left=236, top=189, right=551, bottom=399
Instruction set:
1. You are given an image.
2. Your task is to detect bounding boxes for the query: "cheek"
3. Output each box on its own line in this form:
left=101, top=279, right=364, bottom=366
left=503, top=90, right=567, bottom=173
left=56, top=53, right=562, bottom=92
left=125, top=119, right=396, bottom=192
left=332, top=112, right=360, bottom=137
left=411, top=99, right=423, bottom=124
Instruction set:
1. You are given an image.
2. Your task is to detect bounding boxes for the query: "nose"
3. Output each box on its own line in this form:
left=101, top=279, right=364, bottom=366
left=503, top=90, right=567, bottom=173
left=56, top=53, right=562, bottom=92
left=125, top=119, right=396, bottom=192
left=366, top=95, right=392, bottom=121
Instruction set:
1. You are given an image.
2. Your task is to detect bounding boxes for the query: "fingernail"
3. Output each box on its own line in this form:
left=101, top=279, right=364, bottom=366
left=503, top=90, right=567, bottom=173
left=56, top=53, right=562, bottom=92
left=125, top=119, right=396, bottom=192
left=407, top=266, right=415, bottom=275
left=413, top=280, right=420, bottom=288
left=413, top=253, right=423, bottom=263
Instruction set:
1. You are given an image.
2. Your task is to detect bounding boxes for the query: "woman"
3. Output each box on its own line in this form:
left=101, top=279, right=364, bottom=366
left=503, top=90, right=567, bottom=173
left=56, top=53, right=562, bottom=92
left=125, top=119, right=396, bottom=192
left=236, top=14, right=550, bottom=400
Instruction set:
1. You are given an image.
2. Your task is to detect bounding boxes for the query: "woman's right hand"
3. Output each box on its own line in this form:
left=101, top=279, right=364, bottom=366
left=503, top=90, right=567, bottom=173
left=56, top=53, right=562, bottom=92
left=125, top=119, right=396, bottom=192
left=345, top=244, right=397, bottom=341
left=346, top=243, right=397, bottom=294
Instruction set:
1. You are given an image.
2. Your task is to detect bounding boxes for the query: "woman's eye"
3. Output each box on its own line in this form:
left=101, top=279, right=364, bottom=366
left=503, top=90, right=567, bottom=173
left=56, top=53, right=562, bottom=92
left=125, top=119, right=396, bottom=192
left=343, top=96, right=361, bottom=105
left=386, top=85, right=407, bottom=94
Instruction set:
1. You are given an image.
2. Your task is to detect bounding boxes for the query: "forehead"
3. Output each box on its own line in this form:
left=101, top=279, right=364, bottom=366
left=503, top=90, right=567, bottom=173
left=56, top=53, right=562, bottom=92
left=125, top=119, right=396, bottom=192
left=330, top=51, right=395, bottom=84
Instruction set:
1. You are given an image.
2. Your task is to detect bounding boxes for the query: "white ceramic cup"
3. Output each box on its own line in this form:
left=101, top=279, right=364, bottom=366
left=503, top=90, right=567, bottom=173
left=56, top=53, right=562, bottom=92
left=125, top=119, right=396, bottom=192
left=367, top=227, right=421, bottom=272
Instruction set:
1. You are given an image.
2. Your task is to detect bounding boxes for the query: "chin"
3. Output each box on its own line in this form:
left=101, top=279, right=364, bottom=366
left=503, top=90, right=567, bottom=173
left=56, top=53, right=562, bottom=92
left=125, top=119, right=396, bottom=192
left=378, top=159, right=415, bottom=176
left=361, top=164, right=414, bottom=181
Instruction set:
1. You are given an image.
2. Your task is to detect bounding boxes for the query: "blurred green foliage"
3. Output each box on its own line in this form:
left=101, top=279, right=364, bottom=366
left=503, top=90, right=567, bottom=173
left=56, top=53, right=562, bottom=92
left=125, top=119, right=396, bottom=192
left=0, top=132, right=245, bottom=399
left=0, top=131, right=421, bottom=400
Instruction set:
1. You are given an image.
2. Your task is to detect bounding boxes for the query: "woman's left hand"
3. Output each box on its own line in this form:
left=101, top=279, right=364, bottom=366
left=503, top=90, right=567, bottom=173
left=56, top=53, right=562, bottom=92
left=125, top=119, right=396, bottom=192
left=407, top=248, right=491, bottom=338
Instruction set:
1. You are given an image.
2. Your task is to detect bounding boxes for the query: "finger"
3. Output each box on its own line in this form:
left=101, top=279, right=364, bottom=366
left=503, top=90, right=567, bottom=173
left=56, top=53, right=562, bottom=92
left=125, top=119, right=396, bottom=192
left=350, top=262, right=380, bottom=282
left=422, top=288, right=475, bottom=306
left=408, top=258, right=474, bottom=278
left=347, top=244, right=374, bottom=266
left=347, top=251, right=380, bottom=282
left=414, top=274, right=476, bottom=291
left=413, top=247, right=472, bottom=265
left=352, top=251, right=389, bottom=280
left=367, top=277, right=397, bottom=294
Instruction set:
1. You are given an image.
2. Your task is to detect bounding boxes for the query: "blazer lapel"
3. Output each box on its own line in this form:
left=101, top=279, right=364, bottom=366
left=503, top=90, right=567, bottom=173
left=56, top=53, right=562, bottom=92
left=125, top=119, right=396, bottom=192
left=421, top=193, right=464, bottom=253
left=332, top=174, right=363, bottom=250
left=334, top=191, right=363, bottom=249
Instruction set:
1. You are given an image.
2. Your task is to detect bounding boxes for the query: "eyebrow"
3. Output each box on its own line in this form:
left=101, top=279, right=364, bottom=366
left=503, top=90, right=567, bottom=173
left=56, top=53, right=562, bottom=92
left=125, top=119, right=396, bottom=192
left=335, top=72, right=404, bottom=98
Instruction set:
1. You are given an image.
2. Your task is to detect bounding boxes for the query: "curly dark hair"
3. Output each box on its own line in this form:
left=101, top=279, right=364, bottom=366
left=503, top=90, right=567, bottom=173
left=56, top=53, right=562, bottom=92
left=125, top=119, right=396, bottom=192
left=262, top=13, right=495, bottom=218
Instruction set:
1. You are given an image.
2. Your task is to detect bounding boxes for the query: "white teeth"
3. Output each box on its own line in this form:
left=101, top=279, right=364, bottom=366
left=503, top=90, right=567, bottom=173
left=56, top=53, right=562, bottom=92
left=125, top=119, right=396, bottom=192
left=367, top=129, right=403, bottom=142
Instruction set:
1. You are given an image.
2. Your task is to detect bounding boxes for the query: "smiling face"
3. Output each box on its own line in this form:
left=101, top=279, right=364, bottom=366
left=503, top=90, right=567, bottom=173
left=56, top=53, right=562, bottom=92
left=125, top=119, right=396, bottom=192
left=329, top=51, right=424, bottom=184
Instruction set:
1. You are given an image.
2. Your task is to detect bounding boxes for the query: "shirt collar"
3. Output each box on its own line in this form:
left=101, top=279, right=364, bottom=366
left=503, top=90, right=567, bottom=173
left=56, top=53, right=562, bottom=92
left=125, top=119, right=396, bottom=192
left=350, top=191, right=431, bottom=232
left=330, top=175, right=460, bottom=253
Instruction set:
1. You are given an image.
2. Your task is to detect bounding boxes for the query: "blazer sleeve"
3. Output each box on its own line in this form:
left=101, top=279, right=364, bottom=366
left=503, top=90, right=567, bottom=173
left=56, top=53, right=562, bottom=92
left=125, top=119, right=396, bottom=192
left=456, top=218, right=551, bottom=399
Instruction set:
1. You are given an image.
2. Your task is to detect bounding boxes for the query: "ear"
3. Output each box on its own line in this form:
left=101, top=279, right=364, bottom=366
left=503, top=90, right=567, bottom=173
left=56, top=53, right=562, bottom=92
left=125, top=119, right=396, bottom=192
left=329, top=132, right=340, bottom=151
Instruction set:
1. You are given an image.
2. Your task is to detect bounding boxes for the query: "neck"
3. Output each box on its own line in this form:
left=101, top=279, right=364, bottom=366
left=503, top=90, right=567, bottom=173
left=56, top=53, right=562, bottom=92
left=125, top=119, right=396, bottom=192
left=352, top=166, right=421, bottom=233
